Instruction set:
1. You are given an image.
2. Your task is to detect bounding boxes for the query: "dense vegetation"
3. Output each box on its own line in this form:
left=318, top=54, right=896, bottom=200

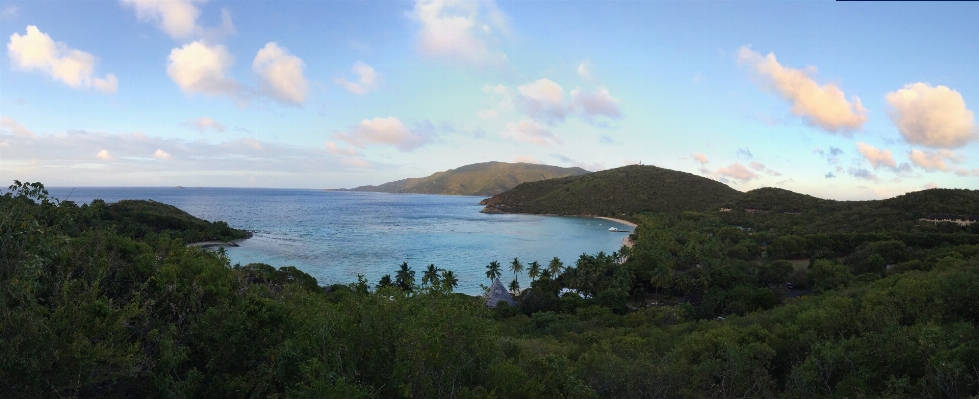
left=480, top=165, right=742, bottom=216
left=349, top=161, right=589, bottom=196
left=4, top=181, right=979, bottom=398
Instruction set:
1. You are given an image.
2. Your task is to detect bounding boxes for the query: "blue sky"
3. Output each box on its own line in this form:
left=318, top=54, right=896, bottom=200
left=1, top=0, right=976, bottom=200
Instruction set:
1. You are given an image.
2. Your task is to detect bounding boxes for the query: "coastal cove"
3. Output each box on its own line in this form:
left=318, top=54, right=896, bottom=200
left=45, top=187, right=634, bottom=294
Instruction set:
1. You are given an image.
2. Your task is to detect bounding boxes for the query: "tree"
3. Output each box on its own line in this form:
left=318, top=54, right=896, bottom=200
left=510, top=258, right=524, bottom=280
left=528, top=261, right=542, bottom=282
left=422, top=264, right=441, bottom=287
left=377, top=274, right=393, bottom=288
left=509, top=278, right=520, bottom=295
left=440, top=270, right=458, bottom=292
left=395, top=262, right=415, bottom=291
left=486, top=260, right=502, bottom=283
left=548, top=257, right=564, bottom=277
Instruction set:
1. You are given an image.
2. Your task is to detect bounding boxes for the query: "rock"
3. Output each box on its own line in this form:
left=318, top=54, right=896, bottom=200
left=480, top=206, right=505, bottom=214
left=483, top=278, right=515, bottom=308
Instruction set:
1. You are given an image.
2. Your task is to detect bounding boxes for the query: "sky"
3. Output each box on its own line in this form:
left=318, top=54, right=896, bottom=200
left=0, top=0, right=977, bottom=200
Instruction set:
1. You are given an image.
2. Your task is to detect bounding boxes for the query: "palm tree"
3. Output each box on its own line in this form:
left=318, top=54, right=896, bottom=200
left=539, top=269, right=552, bottom=280
left=548, top=257, right=563, bottom=277
left=508, top=278, right=520, bottom=295
left=395, top=262, right=415, bottom=291
left=377, top=274, right=393, bottom=288
left=422, top=264, right=440, bottom=287
left=510, top=258, right=524, bottom=279
left=440, top=270, right=458, bottom=292
left=527, top=260, right=541, bottom=282
left=485, top=260, right=502, bottom=283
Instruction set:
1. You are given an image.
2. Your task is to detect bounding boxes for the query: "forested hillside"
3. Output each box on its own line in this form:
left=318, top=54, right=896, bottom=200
left=480, top=164, right=741, bottom=216
left=4, top=180, right=979, bottom=398
left=350, top=161, right=589, bottom=196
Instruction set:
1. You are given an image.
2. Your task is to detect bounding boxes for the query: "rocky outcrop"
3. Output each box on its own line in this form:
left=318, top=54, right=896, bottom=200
left=483, top=278, right=515, bottom=308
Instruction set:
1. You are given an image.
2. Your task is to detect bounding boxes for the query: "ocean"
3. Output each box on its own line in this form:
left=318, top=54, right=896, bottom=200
left=44, top=187, right=634, bottom=294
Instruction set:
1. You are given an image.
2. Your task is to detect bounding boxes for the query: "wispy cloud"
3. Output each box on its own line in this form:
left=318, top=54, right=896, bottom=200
left=408, top=0, right=508, bottom=66
left=333, top=60, right=379, bottom=95
left=335, top=117, right=434, bottom=152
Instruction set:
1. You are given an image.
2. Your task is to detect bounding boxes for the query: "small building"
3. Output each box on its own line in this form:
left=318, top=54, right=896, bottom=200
left=920, top=214, right=978, bottom=227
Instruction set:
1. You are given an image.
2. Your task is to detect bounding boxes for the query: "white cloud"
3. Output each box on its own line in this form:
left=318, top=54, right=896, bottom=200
left=333, top=60, right=379, bottom=95
left=924, top=182, right=938, bottom=189
left=577, top=60, right=593, bottom=80
left=885, top=83, right=976, bottom=149
left=121, top=0, right=202, bottom=39
left=569, top=87, right=622, bottom=119
left=97, top=149, right=112, bottom=160
left=518, top=79, right=566, bottom=122
left=716, top=162, right=759, bottom=182
left=476, top=109, right=499, bottom=119
left=501, top=120, right=562, bottom=146
left=121, top=0, right=235, bottom=41
left=167, top=40, right=240, bottom=98
left=181, top=116, right=226, bottom=133
left=7, top=25, right=118, bottom=93
left=335, top=117, right=433, bottom=152
left=692, top=153, right=709, bottom=165
left=737, top=46, right=867, bottom=133
left=153, top=149, right=172, bottom=160
left=0, top=130, right=381, bottom=187
left=408, top=0, right=508, bottom=65
left=1, top=116, right=35, bottom=137
left=324, top=141, right=361, bottom=156
left=749, top=161, right=782, bottom=176
left=513, top=155, right=541, bottom=164
left=252, top=42, right=308, bottom=105
left=908, top=149, right=958, bottom=172
left=856, top=142, right=896, bottom=169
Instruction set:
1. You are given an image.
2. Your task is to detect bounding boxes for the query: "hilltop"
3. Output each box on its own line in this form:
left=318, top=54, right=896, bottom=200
left=479, top=164, right=742, bottom=216
left=480, top=164, right=979, bottom=234
left=349, top=161, right=589, bottom=196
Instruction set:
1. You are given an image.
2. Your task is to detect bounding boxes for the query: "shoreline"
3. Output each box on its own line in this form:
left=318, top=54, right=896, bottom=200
left=590, top=216, right=637, bottom=248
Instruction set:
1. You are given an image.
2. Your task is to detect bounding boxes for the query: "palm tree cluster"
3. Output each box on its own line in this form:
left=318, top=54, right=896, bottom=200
left=378, top=262, right=459, bottom=292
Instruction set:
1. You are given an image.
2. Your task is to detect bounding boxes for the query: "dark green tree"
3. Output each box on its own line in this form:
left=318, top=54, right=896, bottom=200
left=486, top=260, right=502, bottom=282
left=528, top=260, right=542, bottom=282
left=395, top=262, right=415, bottom=291
left=422, top=264, right=441, bottom=287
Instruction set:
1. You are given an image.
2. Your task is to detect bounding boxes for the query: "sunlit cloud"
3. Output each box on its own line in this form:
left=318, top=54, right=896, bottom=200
left=737, top=46, right=867, bottom=133
left=252, top=42, right=308, bottom=106
left=518, top=79, right=566, bottom=122
left=333, top=60, right=379, bottom=95
left=121, top=0, right=235, bottom=41
left=885, top=82, right=976, bottom=149
left=856, top=142, right=896, bottom=169
left=1, top=116, right=35, bottom=137
left=408, top=0, right=508, bottom=66
left=908, top=149, right=961, bottom=172
left=716, top=162, right=759, bottom=182
left=181, top=117, right=226, bottom=133
left=512, top=155, right=541, bottom=164
left=569, top=87, right=622, bottom=119
left=501, top=120, right=562, bottom=146
left=167, top=40, right=241, bottom=99
left=335, top=117, right=434, bottom=152
left=7, top=26, right=118, bottom=93
left=153, top=149, right=172, bottom=160
left=96, top=149, right=112, bottom=160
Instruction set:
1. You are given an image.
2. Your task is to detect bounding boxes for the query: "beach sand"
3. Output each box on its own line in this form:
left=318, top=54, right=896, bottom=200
left=591, top=216, right=637, bottom=248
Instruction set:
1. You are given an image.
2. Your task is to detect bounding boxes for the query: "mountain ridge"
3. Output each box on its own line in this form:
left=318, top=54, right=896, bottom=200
left=347, top=161, right=589, bottom=196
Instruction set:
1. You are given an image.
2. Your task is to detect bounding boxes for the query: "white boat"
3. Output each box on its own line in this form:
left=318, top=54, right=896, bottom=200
left=608, top=227, right=619, bottom=232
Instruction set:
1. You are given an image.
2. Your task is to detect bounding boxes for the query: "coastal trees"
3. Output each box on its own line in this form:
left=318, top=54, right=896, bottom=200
left=510, top=258, right=524, bottom=281
left=548, top=257, right=564, bottom=277
left=486, top=260, right=502, bottom=283
left=422, top=264, right=441, bottom=287
left=528, top=261, right=542, bottom=282
left=440, top=270, right=459, bottom=291
left=509, top=279, right=521, bottom=295
left=396, top=262, right=416, bottom=291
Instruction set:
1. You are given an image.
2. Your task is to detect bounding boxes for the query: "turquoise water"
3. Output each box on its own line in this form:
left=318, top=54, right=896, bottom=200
left=45, top=187, right=633, bottom=294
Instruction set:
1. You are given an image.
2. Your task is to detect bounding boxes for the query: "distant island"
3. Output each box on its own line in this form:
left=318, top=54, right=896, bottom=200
left=343, top=161, right=589, bottom=196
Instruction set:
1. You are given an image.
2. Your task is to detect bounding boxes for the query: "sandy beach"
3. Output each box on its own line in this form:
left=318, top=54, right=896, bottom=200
left=591, top=216, right=637, bottom=248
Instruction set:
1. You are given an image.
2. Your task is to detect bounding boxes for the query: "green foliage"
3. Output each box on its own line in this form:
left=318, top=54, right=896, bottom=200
left=350, top=161, right=589, bottom=196
left=481, top=164, right=743, bottom=216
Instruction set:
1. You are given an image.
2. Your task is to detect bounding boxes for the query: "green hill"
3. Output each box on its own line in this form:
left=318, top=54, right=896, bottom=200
left=349, top=161, right=589, bottom=196
left=479, top=164, right=742, bottom=216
